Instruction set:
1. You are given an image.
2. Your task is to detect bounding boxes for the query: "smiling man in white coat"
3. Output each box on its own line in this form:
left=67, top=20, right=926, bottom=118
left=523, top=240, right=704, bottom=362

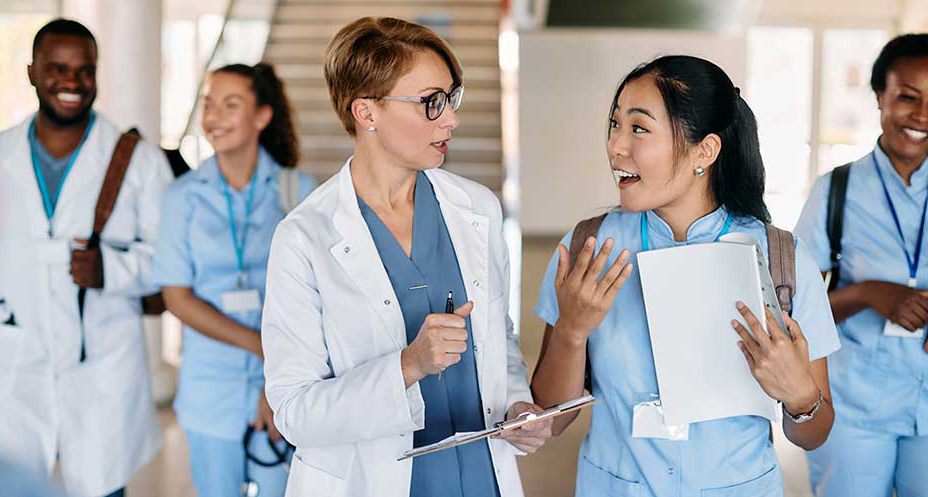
left=0, top=19, right=171, bottom=497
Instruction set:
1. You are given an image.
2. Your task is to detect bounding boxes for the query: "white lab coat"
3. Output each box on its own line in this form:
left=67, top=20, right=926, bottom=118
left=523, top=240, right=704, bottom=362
left=0, top=114, right=171, bottom=497
left=262, top=160, right=533, bottom=497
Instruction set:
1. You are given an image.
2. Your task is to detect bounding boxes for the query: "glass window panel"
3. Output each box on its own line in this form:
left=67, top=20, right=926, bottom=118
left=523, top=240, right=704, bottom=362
left=818, top=29, right=888, bottom=175
left=747, top=26, right=813, bottom=228
left=0, top=14, right=51, bottom=129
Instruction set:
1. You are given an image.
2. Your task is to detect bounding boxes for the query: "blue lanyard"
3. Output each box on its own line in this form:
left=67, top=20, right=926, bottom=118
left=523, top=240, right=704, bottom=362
left=871, top=152, right=927, bottom=287
left=220, top=168, right=258, bottom=288
left=28, top=113, right=96, bottom=235
left=640, top=211, right=733, bottom=251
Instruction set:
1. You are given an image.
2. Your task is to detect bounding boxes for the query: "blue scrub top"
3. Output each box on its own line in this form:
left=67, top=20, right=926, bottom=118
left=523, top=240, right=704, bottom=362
left=152, top=147, right=316, bottom=439
left=357, top=172, right=500, bottom=497
left=535, top=207, right=841, bottom=497
left=795, top=141, right=928, bottom=438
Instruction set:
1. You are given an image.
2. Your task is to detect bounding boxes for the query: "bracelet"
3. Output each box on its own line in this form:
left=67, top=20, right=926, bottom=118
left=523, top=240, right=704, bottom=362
left=783, top=391, right=823, bottom=424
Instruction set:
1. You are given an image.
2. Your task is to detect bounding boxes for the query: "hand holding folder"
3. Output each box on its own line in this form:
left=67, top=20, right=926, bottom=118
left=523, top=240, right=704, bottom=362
left=398, top=395, right=599, bottom=460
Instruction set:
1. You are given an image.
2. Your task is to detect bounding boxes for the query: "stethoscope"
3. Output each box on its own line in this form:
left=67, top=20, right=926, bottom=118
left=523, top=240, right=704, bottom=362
left=0, top=298, right=15, bottom=326
left=240, top=425, right=295, bottom=497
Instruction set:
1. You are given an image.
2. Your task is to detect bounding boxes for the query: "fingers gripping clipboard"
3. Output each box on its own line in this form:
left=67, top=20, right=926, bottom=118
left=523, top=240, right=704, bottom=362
left=398, top=395, right=599, bottom=461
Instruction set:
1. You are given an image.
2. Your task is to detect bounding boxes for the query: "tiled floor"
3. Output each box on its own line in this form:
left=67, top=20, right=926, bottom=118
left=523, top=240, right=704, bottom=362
left=126, top=236, right=814, bottom=497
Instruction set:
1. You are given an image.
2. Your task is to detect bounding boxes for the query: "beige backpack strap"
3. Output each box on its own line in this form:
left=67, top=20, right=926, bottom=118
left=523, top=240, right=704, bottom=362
left=278, top=167, right=301, bottom=213
left=765, top=224, right=796, bottom=315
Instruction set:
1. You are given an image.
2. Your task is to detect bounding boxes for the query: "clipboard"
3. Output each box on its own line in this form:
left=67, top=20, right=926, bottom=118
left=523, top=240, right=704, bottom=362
left=398, top=395, right=599, bottom=461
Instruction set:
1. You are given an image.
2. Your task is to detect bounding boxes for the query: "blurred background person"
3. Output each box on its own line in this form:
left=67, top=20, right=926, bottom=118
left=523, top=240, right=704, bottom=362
left=795, top=33, right=928, bottom=497
left=152, top=62, right=315, bottom=497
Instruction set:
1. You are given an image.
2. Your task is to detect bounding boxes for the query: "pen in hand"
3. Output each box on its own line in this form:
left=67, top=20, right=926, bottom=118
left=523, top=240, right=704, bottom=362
left=439, top=291, right=454, bottom=381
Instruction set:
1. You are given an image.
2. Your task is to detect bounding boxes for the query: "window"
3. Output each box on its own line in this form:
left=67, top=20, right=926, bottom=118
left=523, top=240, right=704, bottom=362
left=747, top=25, right=889, bottom=228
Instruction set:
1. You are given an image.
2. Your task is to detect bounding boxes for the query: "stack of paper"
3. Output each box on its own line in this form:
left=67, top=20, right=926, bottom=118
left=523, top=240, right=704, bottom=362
left=637, top=242, right=778, bottom=426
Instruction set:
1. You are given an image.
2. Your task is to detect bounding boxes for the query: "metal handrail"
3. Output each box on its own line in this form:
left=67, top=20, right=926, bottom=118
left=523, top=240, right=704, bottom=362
left=176, top=0, right=279, bottom=161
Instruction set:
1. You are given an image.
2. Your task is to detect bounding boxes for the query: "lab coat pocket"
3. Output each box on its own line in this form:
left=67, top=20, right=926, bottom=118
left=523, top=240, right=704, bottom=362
left=576, top=455, right=641, bottom=497
left=0, top=323, right=23, bottom=395
left=288, top=446, right=355, bottom=497
left=700, top=465, right=782, bottom=497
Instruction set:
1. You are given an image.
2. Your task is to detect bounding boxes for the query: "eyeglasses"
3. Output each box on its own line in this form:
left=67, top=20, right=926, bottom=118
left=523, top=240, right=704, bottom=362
left=365, top=86, right=464, bottom=121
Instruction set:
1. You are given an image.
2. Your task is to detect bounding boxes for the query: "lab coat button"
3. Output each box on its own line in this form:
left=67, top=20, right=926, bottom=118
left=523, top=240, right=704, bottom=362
left=486, top=408, right=491, bottom=415
left=473, top=280, right=480, bottom=287
left=344, top=246, right=350, bottom=254
left=384, top=299, right=391, bottom=305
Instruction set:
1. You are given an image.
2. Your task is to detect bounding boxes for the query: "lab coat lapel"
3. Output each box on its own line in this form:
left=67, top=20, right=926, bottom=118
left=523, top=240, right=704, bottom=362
left=53, top=118, right=106, bottom=227
left=427, top=170, right=490, bottom=349
left=0, top=118, right=60, bottom=236
left=329, top=161, right=407, bottom=350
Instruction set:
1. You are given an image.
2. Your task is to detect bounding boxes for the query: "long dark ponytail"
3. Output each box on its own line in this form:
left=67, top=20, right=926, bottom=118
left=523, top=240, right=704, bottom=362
left=612, top=55, right=771, bottom=223
left=214, top=62, right=300, bottom=168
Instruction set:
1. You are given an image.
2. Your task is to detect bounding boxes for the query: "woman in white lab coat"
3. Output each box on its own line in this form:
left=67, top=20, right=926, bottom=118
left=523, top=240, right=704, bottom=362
left=261, top=17, right=551, bottom=497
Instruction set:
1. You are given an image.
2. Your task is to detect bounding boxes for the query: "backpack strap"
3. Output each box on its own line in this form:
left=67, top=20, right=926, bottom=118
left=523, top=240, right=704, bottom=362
left=77, top=128, right=141, bottom=362
left=279, top=167, right=301, bottom=213
left=825, top=163, right=852, bottom=291
left=765, top=224, right=796, bottom=316
left=568, top=214, right=607, bottom=393
left=92, top=129, right=141, bottom=237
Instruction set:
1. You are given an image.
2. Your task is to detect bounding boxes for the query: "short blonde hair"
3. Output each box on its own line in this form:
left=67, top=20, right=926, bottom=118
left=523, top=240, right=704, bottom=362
left=324, top=17, right=463, bottom=136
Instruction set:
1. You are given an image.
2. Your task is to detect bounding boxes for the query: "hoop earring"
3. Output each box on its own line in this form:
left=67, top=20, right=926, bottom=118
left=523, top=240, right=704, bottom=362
left=695, top=167, right=706, bottom=177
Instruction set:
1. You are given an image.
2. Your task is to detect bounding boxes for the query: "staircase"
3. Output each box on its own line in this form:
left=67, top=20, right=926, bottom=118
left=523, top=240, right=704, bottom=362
left=262, top=0, right=505, bottom=194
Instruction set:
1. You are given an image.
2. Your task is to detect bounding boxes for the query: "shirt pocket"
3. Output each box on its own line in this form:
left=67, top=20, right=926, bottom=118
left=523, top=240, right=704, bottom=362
left=0, top=323, right=24, bottom=395
left=700, top=465, right=782, bottom=497
left=576, top=455, right=641, bottom=497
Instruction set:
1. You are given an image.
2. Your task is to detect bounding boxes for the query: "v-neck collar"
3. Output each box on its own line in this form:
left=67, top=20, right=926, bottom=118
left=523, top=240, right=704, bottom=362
left=357, top=171, right=437, bottom=267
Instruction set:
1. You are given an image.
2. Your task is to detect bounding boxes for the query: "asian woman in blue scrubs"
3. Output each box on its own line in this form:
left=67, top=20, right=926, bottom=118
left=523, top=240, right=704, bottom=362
left=531, top=56, right=841, bottom=497
left=152, top=63, right=315, bottom=497
left=796, top=34, right=928, bottom=497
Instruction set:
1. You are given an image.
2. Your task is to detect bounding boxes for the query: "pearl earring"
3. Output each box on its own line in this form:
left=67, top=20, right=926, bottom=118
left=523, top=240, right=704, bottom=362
left=695, top=167, right=706, bottom=177
left=366, top=125, right=376, bottom=132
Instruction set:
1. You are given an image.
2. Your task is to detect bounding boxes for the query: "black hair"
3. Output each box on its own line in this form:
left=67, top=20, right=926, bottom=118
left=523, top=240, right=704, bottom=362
left=33, top=18, right=97, bottom=57
left=214, top=62, right=300, bottom=168
left=611, top=55, right=771, bottom=223
left=870, top=33, right=928, bottom=94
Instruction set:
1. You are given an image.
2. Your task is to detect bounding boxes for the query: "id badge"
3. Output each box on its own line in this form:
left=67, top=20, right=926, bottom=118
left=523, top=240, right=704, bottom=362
left=883, top=320, right=925, bottom=338
left=632, top=398, right=689, bottom=441
left=221, top=289, right=261, bottom=313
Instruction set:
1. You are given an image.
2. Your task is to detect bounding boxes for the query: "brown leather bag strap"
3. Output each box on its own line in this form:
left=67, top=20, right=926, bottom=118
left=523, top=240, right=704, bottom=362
left=569, top=214, right=608, bottom=264
left=568, top=213, right=607, bottom=393
left=765, top=224, right=796, bottom=315
left=92, top=129, right=140, bottom=235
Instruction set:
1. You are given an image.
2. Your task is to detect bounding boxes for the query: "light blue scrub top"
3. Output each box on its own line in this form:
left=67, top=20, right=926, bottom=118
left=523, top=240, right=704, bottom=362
left=795, top=142, right=928, bottom=438
left=357, top=172, right=500, bottom=497
left=535, top=207, right=841, bottom=497
left=152, top=148, right=315, bottom=439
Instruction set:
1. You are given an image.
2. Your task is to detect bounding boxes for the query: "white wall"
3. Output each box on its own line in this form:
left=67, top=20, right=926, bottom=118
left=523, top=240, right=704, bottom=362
left=518, top=29, right=746, bottom=236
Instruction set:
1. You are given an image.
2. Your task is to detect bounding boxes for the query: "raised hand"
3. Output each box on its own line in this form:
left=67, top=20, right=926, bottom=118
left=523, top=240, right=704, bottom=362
left=554, top=236, right=633, bottom=343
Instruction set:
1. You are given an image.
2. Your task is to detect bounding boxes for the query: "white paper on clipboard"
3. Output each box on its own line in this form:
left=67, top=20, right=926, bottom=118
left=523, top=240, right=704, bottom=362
left=638, top=243, right=778, bottom=427
left=398, top=395, right=598, bottom=461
